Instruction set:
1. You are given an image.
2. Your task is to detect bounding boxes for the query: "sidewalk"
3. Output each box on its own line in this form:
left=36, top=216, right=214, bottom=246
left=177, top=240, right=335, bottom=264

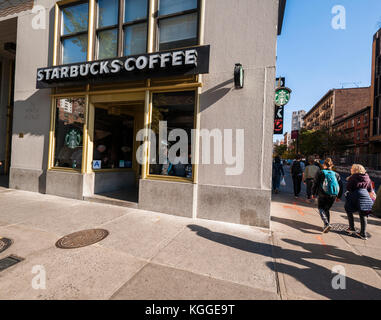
left=0, top=183, right=380, bottom=300
left=271, top=170, right=381, bottom=299
left=0, top=188, right=278, bottom=300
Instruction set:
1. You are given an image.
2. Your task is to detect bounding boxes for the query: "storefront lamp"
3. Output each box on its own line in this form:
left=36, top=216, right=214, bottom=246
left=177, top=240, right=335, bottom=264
left=234, top=63, right=244, bottom=89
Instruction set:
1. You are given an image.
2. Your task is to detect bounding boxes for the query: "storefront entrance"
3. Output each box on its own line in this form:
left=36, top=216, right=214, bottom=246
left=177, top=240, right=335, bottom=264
left=85, top=95, right=145, bottom=205
left=0, top=18, right=16, bottom=188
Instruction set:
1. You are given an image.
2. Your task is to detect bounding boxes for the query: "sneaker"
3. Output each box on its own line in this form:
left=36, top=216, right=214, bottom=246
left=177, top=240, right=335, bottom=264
left=323, top=224, right=332, bottom=234
left=346, top=228, right=356, bottom=235
left=356, top=232, right=368, bottom=240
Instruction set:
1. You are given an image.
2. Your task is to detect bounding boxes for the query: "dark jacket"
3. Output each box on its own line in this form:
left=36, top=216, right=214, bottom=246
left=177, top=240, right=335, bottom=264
left=312, top=170, right=343, bottom=199
left=272, top=161, right=284, bottom=177
left=345, top=174, right=374, bottom=214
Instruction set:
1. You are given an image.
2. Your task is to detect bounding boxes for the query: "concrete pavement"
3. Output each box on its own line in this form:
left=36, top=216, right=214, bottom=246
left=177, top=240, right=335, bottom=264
left=271, top=169, right=381, bottom=299
left=0, top=173, right=381, bottom=299
left=0, top=187, right=278, bottom=300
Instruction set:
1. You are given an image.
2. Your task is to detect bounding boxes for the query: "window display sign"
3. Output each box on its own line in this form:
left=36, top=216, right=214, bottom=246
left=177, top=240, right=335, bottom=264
left=36, top=45, right=210, bottom=89
left=93, top=160, right=102, bottom=170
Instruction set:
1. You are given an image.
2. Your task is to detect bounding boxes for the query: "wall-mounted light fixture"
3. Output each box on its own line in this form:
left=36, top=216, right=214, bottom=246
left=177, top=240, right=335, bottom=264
left=234, top=63, right=244, bottom=89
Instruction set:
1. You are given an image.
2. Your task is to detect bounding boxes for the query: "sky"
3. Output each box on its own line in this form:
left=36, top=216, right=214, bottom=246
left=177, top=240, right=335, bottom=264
left=275, top=0, right=381, bottom=141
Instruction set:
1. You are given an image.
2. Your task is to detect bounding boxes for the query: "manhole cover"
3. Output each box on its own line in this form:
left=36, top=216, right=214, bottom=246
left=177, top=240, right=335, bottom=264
left=56, top=229, right=109, bottom=249
left=0, top=238, right=13, bottom=253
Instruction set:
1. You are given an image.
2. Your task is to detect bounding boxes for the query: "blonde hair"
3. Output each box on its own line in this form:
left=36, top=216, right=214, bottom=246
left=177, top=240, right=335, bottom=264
left=351, top=164, right=366, bottom=174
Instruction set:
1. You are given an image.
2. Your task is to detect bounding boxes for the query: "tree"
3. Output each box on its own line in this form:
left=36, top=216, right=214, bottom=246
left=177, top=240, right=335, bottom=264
left=298, top=128, right=352, bottom=157
left=274, top=144, right=287, bottom=157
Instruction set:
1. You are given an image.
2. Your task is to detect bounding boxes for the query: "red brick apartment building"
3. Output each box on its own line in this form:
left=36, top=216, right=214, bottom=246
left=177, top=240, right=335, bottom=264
left=303, top=87, right=371, bottom=131
left=333, top=106, right=371, bottom=155
left=370, top=28, right=381, bottom=159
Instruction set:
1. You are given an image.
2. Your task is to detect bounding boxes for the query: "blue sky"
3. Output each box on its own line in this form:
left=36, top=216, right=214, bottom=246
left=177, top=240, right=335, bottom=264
left=275, top=0, right=381, bottom=140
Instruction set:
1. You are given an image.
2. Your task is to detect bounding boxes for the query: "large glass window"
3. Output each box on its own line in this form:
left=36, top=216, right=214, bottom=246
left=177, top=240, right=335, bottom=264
left=149, top=91, right=195, bottom=179
left=123, top=0, right=148, bottom=56
left=95, top=0, right=148, bottom=58
left=54, top=98, right=86, bottom=169
left=61, top=2, right=89, bottom=64
left=97, top=0, right=118, bottom=59
left=158, top=0, right=199, bottom=50
left=93, top=107, right=134, bottom=170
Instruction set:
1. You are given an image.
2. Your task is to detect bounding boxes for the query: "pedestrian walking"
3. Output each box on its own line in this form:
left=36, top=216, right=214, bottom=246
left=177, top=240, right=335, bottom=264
left=303, top=156, right=320, bottom=200
left=272, top=156, right=285, bottom=194
left=312, top=158, right=343, bottom=233
left=344, top=164, right=374, bottom=240
left=291, top=155, right=305, bottom=198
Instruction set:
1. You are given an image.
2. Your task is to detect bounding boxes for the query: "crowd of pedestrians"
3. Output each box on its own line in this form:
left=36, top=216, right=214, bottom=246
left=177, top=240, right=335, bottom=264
left=272, top=154, right=381, bottom=240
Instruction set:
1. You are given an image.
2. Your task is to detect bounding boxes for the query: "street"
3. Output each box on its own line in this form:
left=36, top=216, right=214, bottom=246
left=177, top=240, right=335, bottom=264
left=0, top=180, right=381, bottom=300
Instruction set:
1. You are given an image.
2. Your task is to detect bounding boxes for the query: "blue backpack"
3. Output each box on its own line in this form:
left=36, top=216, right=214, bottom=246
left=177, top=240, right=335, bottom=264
left=321, top=170, right=339, bottom=196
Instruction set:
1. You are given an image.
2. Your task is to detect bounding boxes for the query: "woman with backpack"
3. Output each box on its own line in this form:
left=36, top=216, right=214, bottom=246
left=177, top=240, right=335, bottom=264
left=344, top=164, right=374, bottom=240
left=312, top=158, right=343, bottom=233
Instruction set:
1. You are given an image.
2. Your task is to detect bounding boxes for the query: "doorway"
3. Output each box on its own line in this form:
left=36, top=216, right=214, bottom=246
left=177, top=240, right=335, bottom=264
left=0, top=18, right=17, bottom=188
left=88, top=99, right=145, bottom=205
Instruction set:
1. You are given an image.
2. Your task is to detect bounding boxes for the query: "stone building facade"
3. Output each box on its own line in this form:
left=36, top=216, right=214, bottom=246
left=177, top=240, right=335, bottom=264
left=0, top=0, right=286, bottom=228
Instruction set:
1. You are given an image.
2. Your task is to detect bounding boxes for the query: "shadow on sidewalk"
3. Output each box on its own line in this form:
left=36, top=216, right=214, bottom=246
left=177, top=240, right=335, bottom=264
left=339, top=214, right=381, bottom=227
left=272, top=193, right=348, bottom=214
left=188, top=224, right=381, bottom=299
left=271, top=216, right=322, bottom=235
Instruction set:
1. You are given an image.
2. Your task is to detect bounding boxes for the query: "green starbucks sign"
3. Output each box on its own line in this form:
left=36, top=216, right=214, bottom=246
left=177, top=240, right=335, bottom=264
left=275, top=87, right=292, bottom=106
left=65, top=128, right=82, bottom=149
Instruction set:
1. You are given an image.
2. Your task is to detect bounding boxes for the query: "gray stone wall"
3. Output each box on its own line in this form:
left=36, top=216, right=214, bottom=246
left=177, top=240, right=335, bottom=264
left=9, top=0, right=54, bottom=192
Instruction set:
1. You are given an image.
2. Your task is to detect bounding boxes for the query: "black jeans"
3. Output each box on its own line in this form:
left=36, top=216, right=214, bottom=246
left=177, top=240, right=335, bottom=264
left=346, top=211, right=368, bottom=236
left=306, top=178, right=314, bottom=199
left=292, top=174, right=302, bottom=196
left=318, top=196, right=336, bottom=226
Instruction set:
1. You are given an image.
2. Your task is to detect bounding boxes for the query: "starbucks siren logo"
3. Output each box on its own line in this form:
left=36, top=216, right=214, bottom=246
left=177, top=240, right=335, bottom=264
left=65, top=129, right=82, bottom=149
left=275, top=88, right=291, bottom=106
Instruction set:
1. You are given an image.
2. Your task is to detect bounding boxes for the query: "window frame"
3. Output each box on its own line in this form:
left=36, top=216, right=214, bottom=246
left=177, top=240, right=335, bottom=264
left=59, top=0, right=90, bottom=65
left=146, top=89, right=197, bottom=183
left=95, top=0, right=120, bottom=60
left=51, top=96, right=87, bottom=172
left=92, top=104, right=137, bottom=172
left=95, top=0, right=150, bottom=60
left=56, top=0, right=202, bottom=65
left=156, top=0, right=201, bottom=51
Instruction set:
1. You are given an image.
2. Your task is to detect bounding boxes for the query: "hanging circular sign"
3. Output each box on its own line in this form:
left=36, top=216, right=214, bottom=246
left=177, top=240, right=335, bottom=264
left=65, top=128, right=82, bottom=149
left=275, top=87, right=292, bottom=106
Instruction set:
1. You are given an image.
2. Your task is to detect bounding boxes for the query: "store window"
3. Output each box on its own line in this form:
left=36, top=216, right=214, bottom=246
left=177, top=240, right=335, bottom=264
left=123, top=0, right=148, bottom=56
left=95, top=0, right=148, bottom=58
left=61, top=2, right=89, bottom=64
left=54, top=98, right=86, bottom=169
left=158, top=0, right=199, bottom=51
left=149, top=91, right=195, bottom=179
left=93, top=107, right=134, bottom=170
left=97, top=0, right=119, bottom=59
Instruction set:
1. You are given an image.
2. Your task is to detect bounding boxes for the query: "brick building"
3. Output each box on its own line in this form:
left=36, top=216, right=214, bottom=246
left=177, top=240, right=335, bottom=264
left=303, top=87, right=371, bottom=131
left=332, top=106, right=370, bottom=155
left=370, top=28, right=381, bottom=160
